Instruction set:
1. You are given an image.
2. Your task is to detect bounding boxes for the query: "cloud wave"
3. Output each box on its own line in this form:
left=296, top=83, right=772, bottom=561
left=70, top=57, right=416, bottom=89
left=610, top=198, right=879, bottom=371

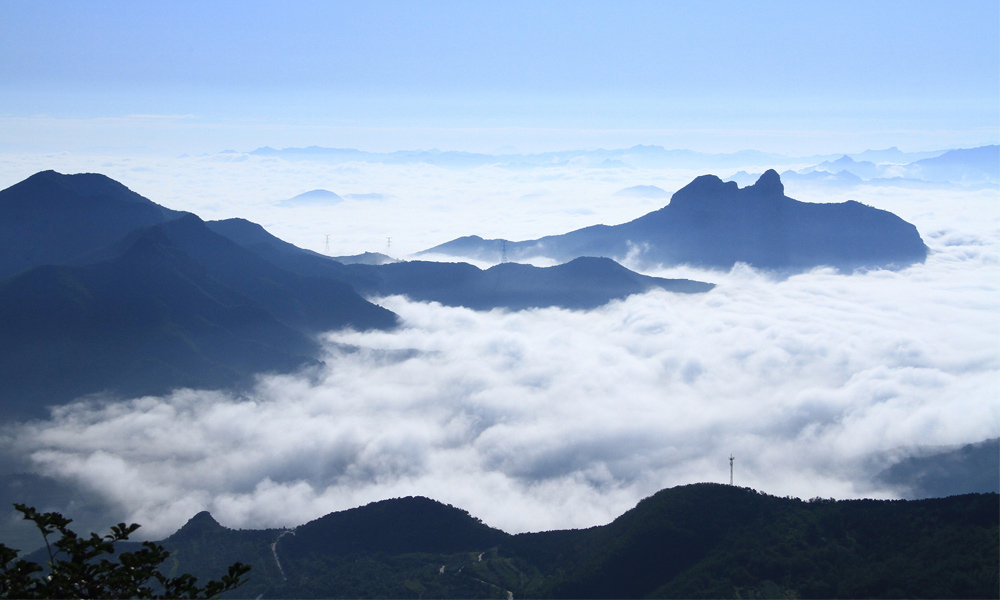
left=8, top=234, right=997, bottom=537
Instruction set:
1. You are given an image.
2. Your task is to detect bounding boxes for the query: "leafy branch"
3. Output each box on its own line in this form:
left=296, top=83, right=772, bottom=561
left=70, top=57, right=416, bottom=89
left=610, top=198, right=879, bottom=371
left=0, top=504, right=249, bottom=599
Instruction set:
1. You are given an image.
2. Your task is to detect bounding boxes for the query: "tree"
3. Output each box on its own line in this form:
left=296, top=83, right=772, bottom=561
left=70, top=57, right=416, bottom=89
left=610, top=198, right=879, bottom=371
left=0, top=504, right=250, bottom=599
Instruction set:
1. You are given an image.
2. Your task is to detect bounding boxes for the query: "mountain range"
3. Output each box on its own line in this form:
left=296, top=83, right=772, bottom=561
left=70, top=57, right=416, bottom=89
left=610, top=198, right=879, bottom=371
left=89, top=483, right=999, bottom=599
left=208, top=217, right=712, bottom=310
left=731, top=145, right=999, bottom=189
left=0, top=171, right=712, bottom=418
left=422, top=170, right=929, bottom=272
left=246, top=144, right=952, bottom=171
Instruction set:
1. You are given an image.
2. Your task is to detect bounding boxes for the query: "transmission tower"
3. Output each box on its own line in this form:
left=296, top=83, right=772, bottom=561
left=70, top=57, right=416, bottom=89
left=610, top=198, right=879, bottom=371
left=500, top=240, right=508, bottom=264
left=729, top=454, right=735, bottom=486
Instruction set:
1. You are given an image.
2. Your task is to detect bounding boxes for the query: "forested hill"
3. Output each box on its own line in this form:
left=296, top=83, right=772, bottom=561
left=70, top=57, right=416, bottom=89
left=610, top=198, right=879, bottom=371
left=150, top=483, right=998, bottom=599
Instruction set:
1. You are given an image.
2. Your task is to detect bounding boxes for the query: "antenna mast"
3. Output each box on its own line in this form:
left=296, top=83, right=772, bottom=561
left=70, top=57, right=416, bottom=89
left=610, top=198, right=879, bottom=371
left=729, top=454, right=735, bottom=486
left=500, top=240, right=508, bottom=264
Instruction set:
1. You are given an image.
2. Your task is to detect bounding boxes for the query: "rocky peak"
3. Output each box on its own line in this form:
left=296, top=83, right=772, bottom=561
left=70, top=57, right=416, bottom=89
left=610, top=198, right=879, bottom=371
left=749, top=169, right=784, bottom=197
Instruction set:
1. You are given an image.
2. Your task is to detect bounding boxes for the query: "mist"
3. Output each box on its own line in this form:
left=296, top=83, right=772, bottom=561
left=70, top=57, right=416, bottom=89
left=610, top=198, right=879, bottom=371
left=0, top=151, right=996, bottom=539
left=5, top=225, right=995, bottom=538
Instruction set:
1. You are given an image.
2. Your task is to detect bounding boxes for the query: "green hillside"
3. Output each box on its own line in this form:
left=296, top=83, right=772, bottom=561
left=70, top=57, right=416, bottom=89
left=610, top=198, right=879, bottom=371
left=146, top=484, right=997, bottom=599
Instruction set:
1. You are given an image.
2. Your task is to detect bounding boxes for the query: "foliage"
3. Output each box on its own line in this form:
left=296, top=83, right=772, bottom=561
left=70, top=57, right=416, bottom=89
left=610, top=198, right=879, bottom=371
left=0, top=504, right=249, bottom=599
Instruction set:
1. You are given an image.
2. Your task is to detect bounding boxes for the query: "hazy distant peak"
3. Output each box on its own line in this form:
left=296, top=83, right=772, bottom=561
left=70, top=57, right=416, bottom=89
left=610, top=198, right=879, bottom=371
left=279, top=189, right=344, bottom=207
left=614, top=184, right=669, bottom=198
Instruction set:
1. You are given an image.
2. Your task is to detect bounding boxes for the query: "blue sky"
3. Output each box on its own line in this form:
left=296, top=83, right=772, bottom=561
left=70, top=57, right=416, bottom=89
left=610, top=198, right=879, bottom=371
left=1, top=0, right=997, bottom=154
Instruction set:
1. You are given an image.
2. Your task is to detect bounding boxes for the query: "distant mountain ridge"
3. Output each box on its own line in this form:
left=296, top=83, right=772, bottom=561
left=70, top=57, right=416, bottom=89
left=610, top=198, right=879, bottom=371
left=207, top=218, right=714, bottom=310
left=422, top=170, right=929, bottom=272
left=246, top=144, right=952, bottom=170
left=732, top=145, right=999, bottom=188
left=278, top=188, right=343, bottom=207
left=0, top=171, right=711, bottom=417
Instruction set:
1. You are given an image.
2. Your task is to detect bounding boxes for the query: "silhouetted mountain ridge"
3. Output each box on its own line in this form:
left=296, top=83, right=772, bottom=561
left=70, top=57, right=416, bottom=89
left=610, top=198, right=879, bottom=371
left=282, top=496, right=507, bottom=560
left=0, top=171, right=710, bottom=419
left=422, top=170, right=929, bottom=272
left=0, top=170, right=183, bottom=279
left=0, top=225, right=325, bottom=417
left=0, top=172, right=397, bottom=417
left=208, top=218, right=715, bottom=310
left=149, top=483, right=998, bottom=599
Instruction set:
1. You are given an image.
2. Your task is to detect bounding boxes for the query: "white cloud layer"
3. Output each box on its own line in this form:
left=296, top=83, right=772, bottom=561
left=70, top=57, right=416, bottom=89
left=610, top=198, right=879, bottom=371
left=0, top=151, right=768, bottom=257
left=9, top=246, right=998, bottom=538
left=1, top=153, right=997, bottom=539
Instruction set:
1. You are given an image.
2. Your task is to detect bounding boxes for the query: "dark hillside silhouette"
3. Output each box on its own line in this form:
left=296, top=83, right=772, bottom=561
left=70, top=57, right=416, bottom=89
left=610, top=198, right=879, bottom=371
left=209, top=218, right=714, bottom=310
left=0, top=170, right=182, bottom=280
left=141, top=484, right=999, bottom=599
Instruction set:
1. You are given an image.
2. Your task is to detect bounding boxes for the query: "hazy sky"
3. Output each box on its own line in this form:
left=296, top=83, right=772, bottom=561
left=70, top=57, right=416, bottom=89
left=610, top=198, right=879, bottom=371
left=1, top=0, right=997, bottom=154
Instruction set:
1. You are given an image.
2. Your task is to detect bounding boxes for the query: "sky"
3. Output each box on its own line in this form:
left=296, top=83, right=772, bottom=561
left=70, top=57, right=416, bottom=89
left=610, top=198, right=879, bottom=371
left=0, top=1, right=998, bottom=538
left=1, top=0, right=998, bottom=155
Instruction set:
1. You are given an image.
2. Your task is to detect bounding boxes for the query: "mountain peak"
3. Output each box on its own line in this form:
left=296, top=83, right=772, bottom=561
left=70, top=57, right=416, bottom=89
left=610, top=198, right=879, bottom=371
left=750, top=169, right=784, bottom=196
left=667, top=174, right=737, bottom=209
left=188, top=510, right=220, bottom=525
left=280, top=189, right=343, bottom=207
left=165, top=510, right=224, bottom=543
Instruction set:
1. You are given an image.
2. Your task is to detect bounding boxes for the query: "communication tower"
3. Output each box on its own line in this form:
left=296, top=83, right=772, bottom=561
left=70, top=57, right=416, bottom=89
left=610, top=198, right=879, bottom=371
left=386, top=237, right=392, bottom=253
left=501, top=240, right=508, bottom=264
left=729, top=454, right=735, bottom=486
left=324, top=235, right=330, bottom=254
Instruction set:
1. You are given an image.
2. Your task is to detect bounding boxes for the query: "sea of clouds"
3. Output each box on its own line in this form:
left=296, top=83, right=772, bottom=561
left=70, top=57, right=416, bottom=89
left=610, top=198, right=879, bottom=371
left=0, top=152, right=997, bottom=538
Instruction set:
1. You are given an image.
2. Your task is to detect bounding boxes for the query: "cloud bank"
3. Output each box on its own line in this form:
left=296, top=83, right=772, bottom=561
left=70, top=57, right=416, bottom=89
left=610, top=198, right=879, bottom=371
left=7, top=233, right=997, bottom=538
left=0, top=152, right=996, bottom=540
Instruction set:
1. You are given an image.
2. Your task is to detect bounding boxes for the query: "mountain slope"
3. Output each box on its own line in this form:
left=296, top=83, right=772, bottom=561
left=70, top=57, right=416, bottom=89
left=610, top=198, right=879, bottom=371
left=1, top=170, right=710, bottom=418
left=903, top=145, right=1000, bottom=184
left=0, top=172, right=400, bottom=417
left=209, top=218, right=714, bottom=310
left=282, top=496, right=508, bottom=560
left=357, top=257, right=713, bottom=310
left=0, top=170, right=182, bottom=279
left=422, top=170, right=929, bottom=272
left=146, top=484, right=999, bottom=599
left=146, top=214, right=398, bottom=334
left=0, top=228, right=322, bottom=417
